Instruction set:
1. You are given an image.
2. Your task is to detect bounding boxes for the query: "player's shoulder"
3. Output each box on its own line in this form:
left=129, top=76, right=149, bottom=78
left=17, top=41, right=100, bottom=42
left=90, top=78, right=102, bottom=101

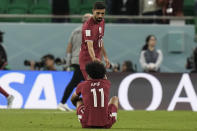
left=78, top=80, right=90, bottom=87
left=83, top=17, right=94, bottom=28
left=95, top=79, right=111, bottom=86
left=102, top=79, right=111, bottom=85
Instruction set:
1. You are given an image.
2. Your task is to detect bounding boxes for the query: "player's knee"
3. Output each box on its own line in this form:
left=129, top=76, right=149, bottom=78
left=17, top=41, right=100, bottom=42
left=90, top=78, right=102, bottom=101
left=109, top=96, right=119, bottom=106
left=111, top=96, right=119, bottom=102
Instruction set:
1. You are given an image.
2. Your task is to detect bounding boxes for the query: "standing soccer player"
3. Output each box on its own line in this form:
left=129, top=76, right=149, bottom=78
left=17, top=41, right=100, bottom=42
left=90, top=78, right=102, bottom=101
left=79, top=1, right=110, bottom=80
left=71, top=61, right=118, bottom=128
left=58, top=13, right=92, bottom=111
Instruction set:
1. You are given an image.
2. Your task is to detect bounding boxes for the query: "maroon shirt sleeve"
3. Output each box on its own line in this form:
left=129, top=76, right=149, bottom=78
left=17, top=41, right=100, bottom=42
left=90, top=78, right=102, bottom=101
left=83, top=21, right=95, bottom=42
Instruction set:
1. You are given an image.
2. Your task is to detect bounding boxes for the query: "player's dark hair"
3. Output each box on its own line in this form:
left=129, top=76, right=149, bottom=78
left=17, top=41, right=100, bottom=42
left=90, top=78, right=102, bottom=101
left=142, top=35, right=156, bottom=51
left=93, top=1, right=106, bottom=10
left=85, top=61, right=106, bottom=79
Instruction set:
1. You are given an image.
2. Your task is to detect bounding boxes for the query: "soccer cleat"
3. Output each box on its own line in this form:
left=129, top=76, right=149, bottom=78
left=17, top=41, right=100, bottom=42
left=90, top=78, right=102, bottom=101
left=7, top=95, right=14, bottom=109
left=57, top=103, right=73, bottom=112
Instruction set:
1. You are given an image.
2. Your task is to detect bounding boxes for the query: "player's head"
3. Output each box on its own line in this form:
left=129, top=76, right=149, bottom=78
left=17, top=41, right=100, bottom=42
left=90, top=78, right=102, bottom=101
left=86, top=61, right=106, bottom=79
left=82, top=13, right=92, bottom=23
left=92, top=1, right=106, bottom=23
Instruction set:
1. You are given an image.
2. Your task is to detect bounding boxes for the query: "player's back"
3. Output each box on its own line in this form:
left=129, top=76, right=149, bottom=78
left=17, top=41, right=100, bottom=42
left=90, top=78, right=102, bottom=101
left=78, top=79, right=110, bottom=127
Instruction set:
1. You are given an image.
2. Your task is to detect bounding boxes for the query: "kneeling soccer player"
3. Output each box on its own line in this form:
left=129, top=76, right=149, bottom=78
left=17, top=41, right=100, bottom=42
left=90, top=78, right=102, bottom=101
left=71, top=61, right=118, bottom=128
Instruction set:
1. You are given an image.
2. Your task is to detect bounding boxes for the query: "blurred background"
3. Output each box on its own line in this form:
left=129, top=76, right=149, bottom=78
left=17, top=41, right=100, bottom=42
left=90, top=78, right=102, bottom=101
left=0, top=0, right=196, bottom=73
left=0, top=0, right=197, bottom=111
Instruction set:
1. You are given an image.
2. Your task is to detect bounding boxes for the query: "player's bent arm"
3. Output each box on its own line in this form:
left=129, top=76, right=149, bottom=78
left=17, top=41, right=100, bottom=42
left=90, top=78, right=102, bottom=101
left=71, top=92, right=81, bottom=107
left=101, top=41, right=107, bottom=59
left=87, top=41, right=97, bottom=61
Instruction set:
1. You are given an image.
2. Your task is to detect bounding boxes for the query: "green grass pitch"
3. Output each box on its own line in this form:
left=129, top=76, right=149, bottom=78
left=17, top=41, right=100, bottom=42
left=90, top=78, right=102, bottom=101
left=0, top=110, right=197, bottom=131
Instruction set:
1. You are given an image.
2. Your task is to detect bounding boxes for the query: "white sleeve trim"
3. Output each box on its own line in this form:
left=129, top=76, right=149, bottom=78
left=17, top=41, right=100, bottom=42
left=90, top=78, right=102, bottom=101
left=139, top=51, right=149, bottom=71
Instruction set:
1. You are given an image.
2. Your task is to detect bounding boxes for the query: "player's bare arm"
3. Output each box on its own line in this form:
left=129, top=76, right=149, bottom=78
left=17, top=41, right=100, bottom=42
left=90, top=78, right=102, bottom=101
left=101, top=42, right=110, bottom=68
left=65, top=42, right=72, bottom=66
left=66, top=42, right=72, bottom=54
left=71, top=92, right=83, bottom=107
left=87, top=41, right=100, bottom=62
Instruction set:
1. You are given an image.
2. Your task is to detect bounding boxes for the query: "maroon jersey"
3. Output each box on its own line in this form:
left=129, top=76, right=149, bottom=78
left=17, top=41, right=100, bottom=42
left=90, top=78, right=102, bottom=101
left=79, top=17, right=105, bottom=70
left=76, top=79, right=110, bottom=127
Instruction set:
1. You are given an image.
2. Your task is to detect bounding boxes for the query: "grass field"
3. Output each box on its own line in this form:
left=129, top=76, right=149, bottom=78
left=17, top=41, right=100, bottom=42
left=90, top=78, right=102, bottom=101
left=0, top=110, right=197, bottom=131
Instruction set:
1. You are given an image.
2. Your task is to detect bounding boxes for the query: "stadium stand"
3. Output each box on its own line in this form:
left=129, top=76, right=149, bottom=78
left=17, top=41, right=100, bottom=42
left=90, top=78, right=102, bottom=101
left=26, top=0, right=51, bottom=22
left=6, top=0, right=29, bottom=22
left=183, top=0, right=195, bottom=24
left=0, top=0, right=8, bottom=13
left=183, top=0, right=195, bottom=16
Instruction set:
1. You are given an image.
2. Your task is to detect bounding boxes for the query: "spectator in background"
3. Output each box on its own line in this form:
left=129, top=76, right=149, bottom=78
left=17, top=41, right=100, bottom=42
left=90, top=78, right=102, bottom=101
left=163, top=0, right=183, bottom=16
left=191, top=47, right=197, bottom=73
left=0, top=30, right=14, bottom=108
left=0, top=31, right=9, bottom=70
left=58, top=13, right=92, bottom=111
left=30, top=54, right=56, bottom=71
left=186, top=47, right=197, bottom=73
left=109, top=0, right=139, bottom=23
left=110, top=0, right=139, bottom=15
left=122, top=60, right=135, bottom=72
left=52, top=0, right=69, bottom=22
left=140, top=35, right=163, bottom=72
left=140, top=0, right=164, bottom=23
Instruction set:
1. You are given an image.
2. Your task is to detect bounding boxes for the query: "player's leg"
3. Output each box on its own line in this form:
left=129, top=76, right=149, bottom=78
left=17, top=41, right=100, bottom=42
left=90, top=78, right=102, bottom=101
left=106, top=96, right=119, bottom=128
left=0, top=86, right=14, bottom=108
left=0, top=86, right=9, bottom=98
left=108, top=96, right=119, bottom=109
left=58, top=65, right=84, bottom=111
left=76, top=98, right=89, bottom=128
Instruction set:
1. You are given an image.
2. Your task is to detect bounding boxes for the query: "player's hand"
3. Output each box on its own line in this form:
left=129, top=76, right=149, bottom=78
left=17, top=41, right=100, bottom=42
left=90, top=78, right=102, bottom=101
left=92, top=58, right=101, bottom=63
left=104, top=57, right=110, bottom=69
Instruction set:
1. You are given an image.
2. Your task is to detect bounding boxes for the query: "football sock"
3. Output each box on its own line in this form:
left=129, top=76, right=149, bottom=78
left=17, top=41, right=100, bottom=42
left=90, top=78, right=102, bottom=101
left=0, top=87, right=9, bottom=98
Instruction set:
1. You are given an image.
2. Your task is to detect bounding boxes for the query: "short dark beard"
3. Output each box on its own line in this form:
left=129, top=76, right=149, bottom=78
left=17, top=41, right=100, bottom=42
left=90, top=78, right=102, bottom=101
left=95, top=18, right=102, bottom=23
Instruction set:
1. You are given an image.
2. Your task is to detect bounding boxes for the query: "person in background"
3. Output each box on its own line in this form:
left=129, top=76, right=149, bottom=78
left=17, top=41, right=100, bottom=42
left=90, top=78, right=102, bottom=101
left=140, top=0, right=164, bottom=23
left=30, top=54, right=56, bottom=71
left=122, top=60, right=135, bottom=72
left=163, top=0, right=183, bottom=16
left=186, top=47, right=197, bottom=73
left=195, top=0, right=197, bottom=15
left=0, top=31, right=14, bottom=108
left=191, top=47, right=197, bottom=73
left=140, top=35, right=163, bottom=72
left=57, top=13, right=92, bottom=111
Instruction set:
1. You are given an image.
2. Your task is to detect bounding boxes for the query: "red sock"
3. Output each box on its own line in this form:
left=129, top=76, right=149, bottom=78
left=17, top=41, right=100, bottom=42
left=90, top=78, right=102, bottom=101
left=0, top=87, right=9, bottom=98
